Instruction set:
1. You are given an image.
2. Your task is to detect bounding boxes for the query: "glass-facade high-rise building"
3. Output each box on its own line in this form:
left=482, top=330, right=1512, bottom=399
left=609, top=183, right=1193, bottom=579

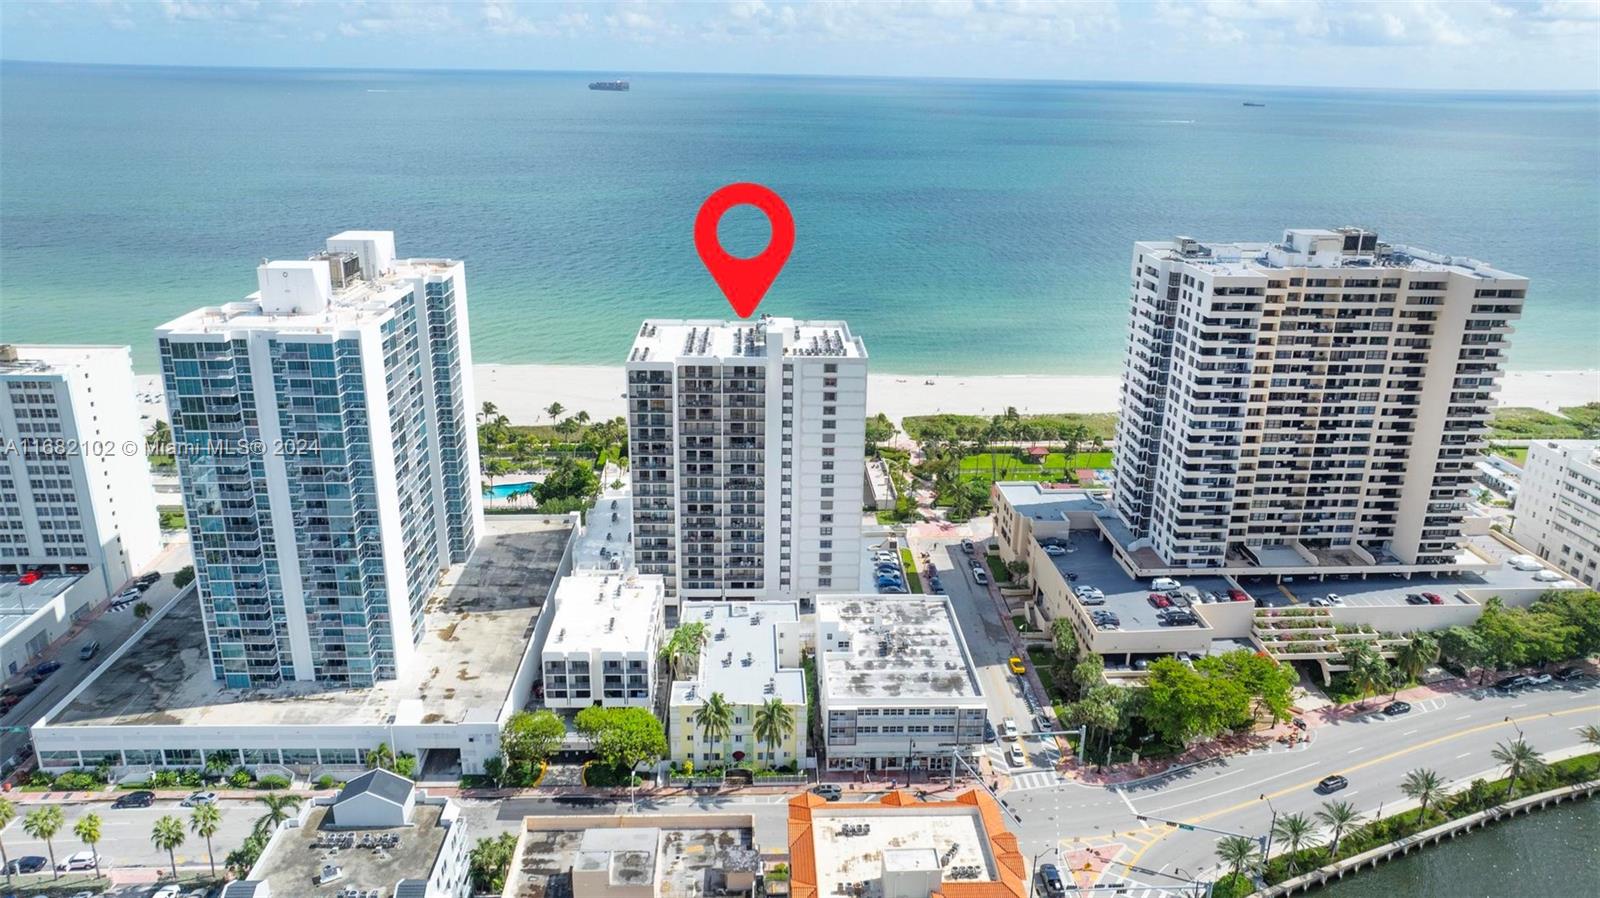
left=157, top=231, right=483, bottom=688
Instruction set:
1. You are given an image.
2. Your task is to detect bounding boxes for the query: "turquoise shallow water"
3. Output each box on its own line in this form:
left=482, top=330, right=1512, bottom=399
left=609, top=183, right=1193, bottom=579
left=1, top=62, right=1596, bottom=374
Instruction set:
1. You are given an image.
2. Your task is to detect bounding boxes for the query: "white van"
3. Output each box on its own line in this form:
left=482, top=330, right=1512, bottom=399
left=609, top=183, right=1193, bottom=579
left=1151, top=577, right=1181, bottom=591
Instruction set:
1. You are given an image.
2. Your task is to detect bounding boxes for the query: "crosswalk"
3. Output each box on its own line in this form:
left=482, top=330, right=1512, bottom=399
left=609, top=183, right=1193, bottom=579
left=1009, top=769, right=1061, bottom=791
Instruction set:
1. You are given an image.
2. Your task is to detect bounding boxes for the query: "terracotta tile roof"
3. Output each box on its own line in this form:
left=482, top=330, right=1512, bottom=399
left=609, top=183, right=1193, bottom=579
left=785, top=790, right=1026, bottom=898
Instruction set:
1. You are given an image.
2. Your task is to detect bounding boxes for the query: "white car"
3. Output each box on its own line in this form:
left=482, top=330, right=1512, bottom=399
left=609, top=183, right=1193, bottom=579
left=1527, top=673, right=1553, bottom=685
left=1043, top=545, right=1067, bottom=556
left=57, top=851, right=96, bottom=872
left=1007, top=745, right=1026, bottom=767
left=1151, top=577, right=1181, bottom=591
left=1001, top=718, right=1019, bottom=740
left=180, top=790, right=217, bottom=807
left=1326, top=594, right=1344, bottom=605
left=151, top=887, right=183, bottom=898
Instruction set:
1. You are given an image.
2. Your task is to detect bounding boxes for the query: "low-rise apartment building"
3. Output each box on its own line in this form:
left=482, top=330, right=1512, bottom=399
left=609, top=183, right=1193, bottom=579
left=814, top=595, right=987, bottom=774
left=540, top=571, right=664, bottom=710
left=1512, top=440, right=1600, bottom=588
left=668, top=602, right=808, bottom=769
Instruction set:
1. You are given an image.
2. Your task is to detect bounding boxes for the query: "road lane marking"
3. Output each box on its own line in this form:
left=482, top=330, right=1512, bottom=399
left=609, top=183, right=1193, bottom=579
left=1146, top=762, right=1318, bottom=814
left=1347, top=747, right=1362, bottom=754
left=1117, top=787, right=1138, bottom=816
left=1455, top=714, right=1471, bottom=720
left=1456, top=752, right=1471, bottom=759
left=1403, top=729, right=1419, bottom=735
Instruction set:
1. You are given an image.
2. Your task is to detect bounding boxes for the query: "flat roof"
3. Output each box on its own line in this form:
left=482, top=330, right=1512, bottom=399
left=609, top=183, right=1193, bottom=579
left=48, top=517, right=572, bottom=728
left=628, top=317, right=865, bottom=364
left=995, top=483, right=1104, bottom=521
left=1136, top=232, right=1523, bottom=281
left=817, top=596, right=983, bottom=703
left=1265, top=536, right=1582, bottom=608
left=544, top=572, right=663, bottom=655
left=0, top=574, right=82, bottom=642
left=572, top=475, right=632, bottom=572
left=1054, top=536, right=1232, bottom=632
left=245, top=803, right=444, bottom=895
left=0, top=345, right=131, bottom=376
left=514, top=826, right=756, bottom=898
left=671, top=602, right=804, bottom=708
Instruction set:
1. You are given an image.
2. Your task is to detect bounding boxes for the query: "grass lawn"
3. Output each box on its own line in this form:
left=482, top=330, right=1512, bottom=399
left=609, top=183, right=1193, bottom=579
left=899, top=548, right=923, bottom=593
left=986, top=554, right=1011, bottom=583
left=902, top=412, right=1118, bottom=442
left=157, top=505, right=186, bottom=530
left=1490, top=406, right=1588, bottom=439
left=1488, top=444, right=1528, bottom=465
left=1026, top=646, right=1055, bottom=695
left=1559, top=402, right=1600, bottom=435
left=1012, top=614, right=1036, bottom=634
left=957, top=451, right=1114, bottom=483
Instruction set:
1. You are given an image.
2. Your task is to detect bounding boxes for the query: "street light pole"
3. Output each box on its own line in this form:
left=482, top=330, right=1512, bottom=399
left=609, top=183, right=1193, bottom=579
left=1028, top=846, right=1058, bottom=898
left=1504, top=715, right=1524, bottom=739
left=1259, top=794, right=1278, bottom=868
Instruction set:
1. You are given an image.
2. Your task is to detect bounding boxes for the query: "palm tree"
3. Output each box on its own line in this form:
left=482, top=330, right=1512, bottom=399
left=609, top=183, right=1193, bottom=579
left=1401, top=768, right=1447, bottom=822
left=254, top=792, right=302, bottom=836
left=1313, top=800, right=1363, bottom=858
left=0, top=797, right=15, bottom=886
left=545, top=401, right=565, bottom=422
left=368, top=742, right=396, bottom=771
left=1391, top=633, right=1439, bottom=697
left=191, top=803, right=222, bottom=876
left=660, top=623, right=708, bottom=680
left=151, top=815, right=186, bottom=880
left=751, top=697, right=797, bottom=765
left=693, top=692, right=735, bottom=771
left=72, top=812, right=103, bottom=878
left=1215, top=835, right=1259, bottom=885
left=1341, top=643, right=1389, bottom=708
left=22, top=805, right=64, bottom=879
left=1491, top=738, right=1547, bottom=799
left=1578, top=723, right=1600, bottom=750
left=1270, top=813, right=1317, bottom=876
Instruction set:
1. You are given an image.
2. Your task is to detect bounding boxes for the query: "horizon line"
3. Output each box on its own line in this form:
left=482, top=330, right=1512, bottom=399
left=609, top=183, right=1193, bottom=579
left=3, top=57, right=1597, bottom=96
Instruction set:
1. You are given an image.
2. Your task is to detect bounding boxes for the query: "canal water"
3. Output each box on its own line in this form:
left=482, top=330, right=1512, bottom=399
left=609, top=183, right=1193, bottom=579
left=1311, top=799, right=1600, bottom=897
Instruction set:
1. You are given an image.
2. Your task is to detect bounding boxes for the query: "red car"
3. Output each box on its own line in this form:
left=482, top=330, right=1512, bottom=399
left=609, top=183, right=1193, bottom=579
left=1148, top=593, right=1172, bottom=608
left=1229, top=589, right=1251, bottom=602
left=1423, top=593, right=1444, bottom=605
left=17, top=571, right=40, bottom=586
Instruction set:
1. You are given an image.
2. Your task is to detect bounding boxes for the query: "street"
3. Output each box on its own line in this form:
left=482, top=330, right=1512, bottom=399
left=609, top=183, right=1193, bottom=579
left=1, top=796, right=260, bottom=871
left=1, top=539, right=193, bottom=774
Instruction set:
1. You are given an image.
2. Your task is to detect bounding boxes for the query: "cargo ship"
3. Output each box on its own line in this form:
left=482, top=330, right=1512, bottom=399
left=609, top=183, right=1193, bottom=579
left=589, top=80, right=630, bottom=91
left=1243, top=101, right=1265, bottom=107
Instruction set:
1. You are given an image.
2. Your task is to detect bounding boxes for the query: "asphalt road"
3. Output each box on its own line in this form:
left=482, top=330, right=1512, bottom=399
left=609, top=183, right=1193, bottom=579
left=0, top=540, right=194, bottom=774
left=1, top=797, right=260, bottom=872
left=997, top=678, right=1600, bottom=895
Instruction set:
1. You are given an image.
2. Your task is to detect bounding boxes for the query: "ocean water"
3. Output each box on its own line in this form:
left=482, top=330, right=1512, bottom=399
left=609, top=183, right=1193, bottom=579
left=1, top=61, right=1596, bottom=375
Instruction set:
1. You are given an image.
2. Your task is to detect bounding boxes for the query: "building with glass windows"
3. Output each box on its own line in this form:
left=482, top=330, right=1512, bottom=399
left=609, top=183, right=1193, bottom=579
left=625, top=317, right=867, bottom=605
left=155, top=231, right=483, bottom=688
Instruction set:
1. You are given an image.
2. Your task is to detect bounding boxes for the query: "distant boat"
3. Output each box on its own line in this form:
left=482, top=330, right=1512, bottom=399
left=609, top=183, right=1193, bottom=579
left=590, top=80, right=630, bottom=91
left=1243, top=102, right=1266, bottom=107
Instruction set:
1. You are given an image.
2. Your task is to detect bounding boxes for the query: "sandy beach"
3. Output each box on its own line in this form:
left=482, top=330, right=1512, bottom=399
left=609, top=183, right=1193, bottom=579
left=134, top=366, right=1600, bottom=428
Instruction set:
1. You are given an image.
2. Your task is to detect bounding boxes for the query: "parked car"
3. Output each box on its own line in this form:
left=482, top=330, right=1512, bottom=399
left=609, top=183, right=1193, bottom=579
left=57, top=851, right=97, bottom=872
left=136, top=571, right=162, bottom=586
left=1002, top=718, right=1019, bottom=740
left=810, top=784, right=842, bottom=802
left=1043, top=545, right=1067, bottom=556
left=78, top=640, right=100, bottom=661
left=1383, top=701, right=1412, bottom=716
left=113, top=790, right=155, bottom=809
left=1405, top=594, right=1428, bottom=605
left=1315, top=775, right=1349, bottom=794
left=1495, top=675, right=1531, bottom=692
left=1423, top=593, right=1444, bottom=605
left=972, top=568, right=990, bottom=586
left=181, top=790, right=218, bottom=807
left=879, top=586, right=908, bottom=595
left=1526, top=673, right=1553, bottom=685
left=1325, top=593, right=1344, bottom=605
left=1038, top=865, right=1066, bottom=897
left=929, top=576, right=945, bottom=594
left=1079, top=593, right=1105, bottom=606
left=1151, top=577, right=1180, bottom=591
left=1309, top=598, right=1332, bottom=607
left=1007, top=745, right=1026, bottom=767
left=152, top=887, right=183, bottom=898
left=31, top=660, right=60, bottom=678
left=4, top=856, right=48, bottom=874
left=1228, top=589, right=1251, bottom=602
left=1148, top=593, right=1172, bottom=609
left=961, top=539, right=975, bottom=555
left=1554, top=667, right=1591, bottom=681
left=1008, top=656, right=1026, bottom=676
left=983, top=721, right=997, bottom=743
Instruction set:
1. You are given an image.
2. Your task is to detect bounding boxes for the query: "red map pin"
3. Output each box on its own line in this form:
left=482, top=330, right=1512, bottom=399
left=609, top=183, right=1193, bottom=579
left=694, top=182, right=794, bottom=319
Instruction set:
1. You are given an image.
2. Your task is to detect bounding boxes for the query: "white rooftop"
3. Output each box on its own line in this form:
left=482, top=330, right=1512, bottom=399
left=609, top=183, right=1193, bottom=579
left=809, top=807, right=995, bottom=898
left=544, top=571, right=664, bottom=656
left=0, top=574, right=82, bottom=641
left=0, top=344, right=131, bottom=376
left=627, top=316, right=866, bottom=364
left=573, top=474, right=633, bottom=572
left=817, top=596, right=984, bottom=704
left=995, top=483, right=1105, bottom=520
left=670, top=602, right=804, bottom=708
left=1139, top=229, right=1524, bottom=281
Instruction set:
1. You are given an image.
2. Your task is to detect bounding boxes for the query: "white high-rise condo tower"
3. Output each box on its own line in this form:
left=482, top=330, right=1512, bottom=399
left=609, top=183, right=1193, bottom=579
left=0, top=345, right=161, bottom=595
left=626, top=316, right=867, bottom=603
left=157, top=231, right=483, bottom=688
left=1112, top=228, right=1525, bottom=570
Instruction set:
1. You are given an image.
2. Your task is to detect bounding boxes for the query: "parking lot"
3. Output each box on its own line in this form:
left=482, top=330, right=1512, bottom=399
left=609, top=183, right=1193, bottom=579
left=2, top=797, right=263, bottom=871
left=1049, top=537, right=1234, bottom=632
left=1253, top=544, right=1564, bottom=608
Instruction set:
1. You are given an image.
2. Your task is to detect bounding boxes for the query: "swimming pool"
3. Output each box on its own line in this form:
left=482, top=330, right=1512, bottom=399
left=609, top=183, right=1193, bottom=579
left=484, top=481, right=535, bottom=499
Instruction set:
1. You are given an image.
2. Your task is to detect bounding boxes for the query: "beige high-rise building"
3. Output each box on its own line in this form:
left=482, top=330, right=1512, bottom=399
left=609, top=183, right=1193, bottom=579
left=1511, top=440, right=1600, bottom=588
left=1111, top=228, right=1525, bottom=570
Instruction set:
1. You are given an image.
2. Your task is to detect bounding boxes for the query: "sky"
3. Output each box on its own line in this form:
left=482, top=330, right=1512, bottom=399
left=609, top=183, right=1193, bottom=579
left=2, top=0, right=1598, bottom=91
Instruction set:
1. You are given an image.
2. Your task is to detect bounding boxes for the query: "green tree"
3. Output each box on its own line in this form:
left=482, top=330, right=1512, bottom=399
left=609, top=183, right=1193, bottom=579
left=1400, top=768, right=1447, bottom=823
left=1195, top=650, right=1297, bottom=723
left=1579, top=723, right=1600, bottom=750
left=660, top=622, right=709, bottom=680
left=502, top=709, right=566, bottom=767
left=865, top=413, right=895, bottom=452
left=1215, top=835, right=1259, bottom=885
left=1340, top=643, right=1389, bottom=708
left=0, top=797, right=15, bottom=886
left=1049, top=618, right=1079, bottom=696
left=72, top=812, right=103, bottom=878
left=1533, top=590, right=1600, bottom=657
left=1491, top=739, right=1546, bottom=798
left=752, top=697, right=797, bottom=765
left=482, top=756, right=507, bottom=788
left=368, top=742, right=396, bottom=771
left=393, top=753, right=418, bottom=778
left=1438, top=626, right=1492, bottom=683
left=1144, top=658, right=1250, bottom=746
left=1313, top=800, right=1362, bottom=858
left=534, top=457, right=600, bottom=510
left=151, top=815, right=186, bottom=880
left=254, top=792, right=302, bottom=836
left=470, top=832, right=519, bottom=893
left=133, top=601, right=153, bottom=619
left=1070, top=651, right=1105, bottom=701
left=575, top=706, right=668, bottom=773
left=693, top=692, right=735, bottom=769
left=1391, top=632, right=1439, bottom=697
left=1062, top=685, right=1120, bottom=767
left=22, top=805, right=64, bottom=879
left=1270, top=813, right=1317, bottom=876
left=172, top=565, right=196, bottom=589
left=225, top=830, right=269, bottom=880
left=545, top=401, right=565, bottom=421
left=190, top=802, right=221, bottom=876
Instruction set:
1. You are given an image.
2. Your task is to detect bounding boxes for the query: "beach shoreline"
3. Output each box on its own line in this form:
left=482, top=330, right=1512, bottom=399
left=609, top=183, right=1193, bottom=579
left=134, top=365, right=1600, bottom=428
